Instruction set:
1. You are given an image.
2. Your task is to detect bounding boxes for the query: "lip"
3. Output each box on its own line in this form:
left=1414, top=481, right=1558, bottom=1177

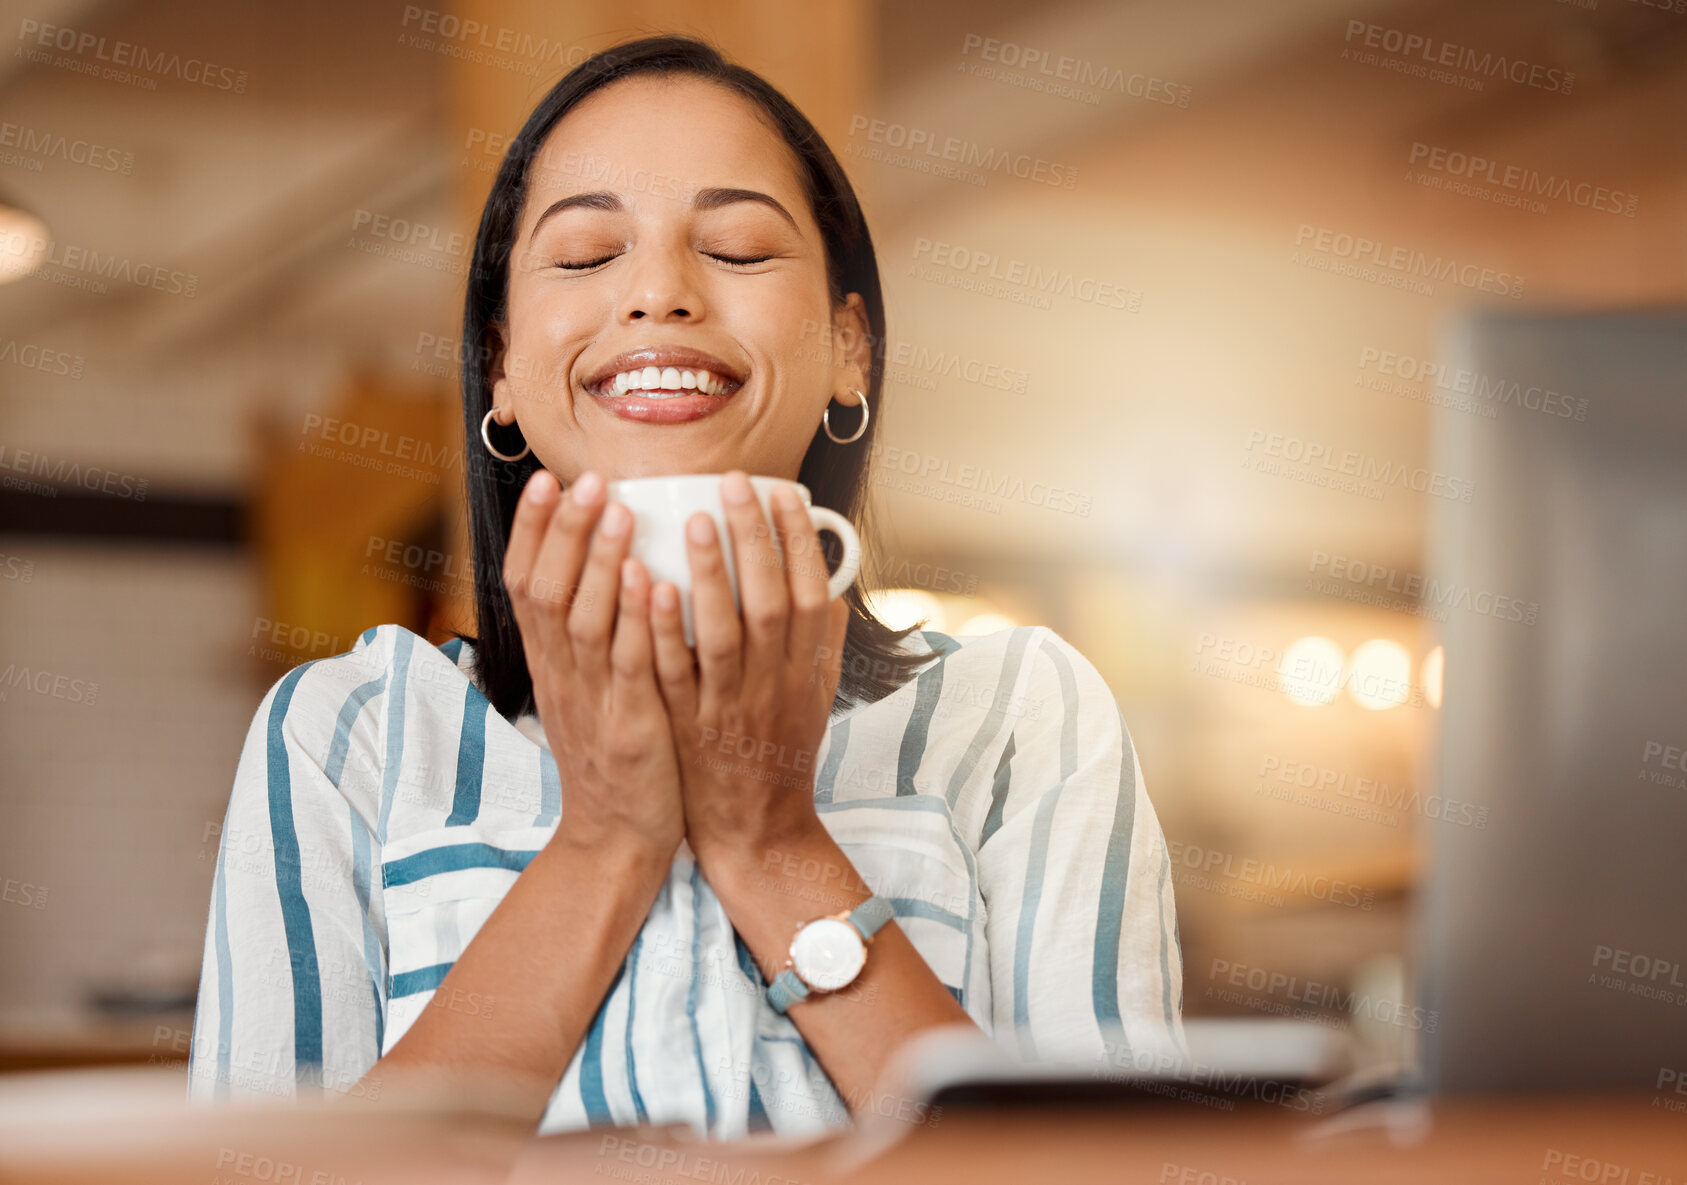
left=581, top=346, right=747, bottom=426
left=582, top=346, right=747, bottom=396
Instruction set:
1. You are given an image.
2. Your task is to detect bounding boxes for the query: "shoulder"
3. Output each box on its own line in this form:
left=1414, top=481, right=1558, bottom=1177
left=912, top=623, right=1119, bottom=714
left=251, top=623, right=477, bottom=724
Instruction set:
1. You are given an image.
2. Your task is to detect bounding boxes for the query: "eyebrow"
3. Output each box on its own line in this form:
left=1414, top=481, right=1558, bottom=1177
left=528, top=186, right=799, bottom=240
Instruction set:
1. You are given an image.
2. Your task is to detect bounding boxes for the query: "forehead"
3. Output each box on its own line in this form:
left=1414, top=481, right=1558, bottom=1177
left=525, top=73, right=810, bottom=217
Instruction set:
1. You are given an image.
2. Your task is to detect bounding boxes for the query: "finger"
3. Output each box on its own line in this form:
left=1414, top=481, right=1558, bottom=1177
left=685, top=510, right=743, bottom=703
left=649, top=579, right=699, bottom=723
left=773, top=484, right=832, bottom=673
left=719, top=470, right=788, bottom=679
left=525, top=471, right=607, bottom=663
left=565, top=497, right=633, bottom=673
left=608, top=556, right=658, bottom=706
left=502, top=469, right=560, bottom=607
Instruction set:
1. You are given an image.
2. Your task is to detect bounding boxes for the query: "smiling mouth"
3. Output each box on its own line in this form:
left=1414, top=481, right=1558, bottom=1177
left=593, top=366, right=738, bottom=400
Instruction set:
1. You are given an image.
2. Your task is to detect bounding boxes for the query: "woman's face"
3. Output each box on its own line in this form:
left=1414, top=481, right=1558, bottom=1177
left=490, top=73, right=870, bottom=483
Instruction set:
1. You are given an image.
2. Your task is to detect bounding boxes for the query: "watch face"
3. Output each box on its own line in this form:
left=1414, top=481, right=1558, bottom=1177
left=790, top=917, right=866, bottom=992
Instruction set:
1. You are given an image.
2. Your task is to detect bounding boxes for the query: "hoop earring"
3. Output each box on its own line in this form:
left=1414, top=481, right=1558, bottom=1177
left=480, top=406, right=530, bottom=461
left=824, top=387, right=870, bottom=445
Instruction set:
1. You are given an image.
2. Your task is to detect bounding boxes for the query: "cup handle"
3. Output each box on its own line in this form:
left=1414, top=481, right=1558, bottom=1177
left=806, top=507, right=861, bottom=600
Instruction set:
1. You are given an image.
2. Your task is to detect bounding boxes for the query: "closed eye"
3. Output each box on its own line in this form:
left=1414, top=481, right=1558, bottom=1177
left=553, top=252, right=773, bottom=271
left=554, top=255, right=617, bottom=271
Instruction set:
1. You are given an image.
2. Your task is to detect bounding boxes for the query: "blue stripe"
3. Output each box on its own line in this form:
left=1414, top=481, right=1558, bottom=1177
left=580, top=963, right=624, bottom=1125
left=747, top=1076, right=773, bottom=1132
left=265, top=663, right=325, bottom=1084
left=349, top=803, right=385, bottom=1053
left=382, top=842, right=539, bottom=887
left=446, top=690, right=489, bottom=826
left=1012, top=635, right=1081, bottom=1059
left=360, top=625, right=378, bottom=647
left=687, top=861, right=717, bottom=1131
left=390, top=961, right=453, bottom=998
left=624, top=933, right=649, bottom=1122
left=377, top=630, right=415, bottom=844
left=980, top=733, right=1015, bottom=846
left=883, top=896, right=968, bottom=933
left=1090, top=713, right=1137, bottom=1050
left=538, top=748, right=561, bottom=826
left=440, top=637, right=466, bottom=663
left=896, top=633, right=962, bottom=796
left=212, top=838, right=233, bottom=1100
left=1158, top=842, right=1179, bottom=1035
left=945, top=627, right=1032, bottom=808
left=813, top=716, right=849, bottom=805
left=324, top=672, right=387, bottom=787
left=946, top=984, right=964, bottom=1005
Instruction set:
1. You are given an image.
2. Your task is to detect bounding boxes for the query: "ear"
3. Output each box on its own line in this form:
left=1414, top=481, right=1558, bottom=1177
left=831, top=292, right=872, bottom=401
left=485, top=321, right=510, bottom=405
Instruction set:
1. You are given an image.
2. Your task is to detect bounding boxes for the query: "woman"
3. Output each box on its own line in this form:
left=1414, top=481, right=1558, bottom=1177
left=189, top=35, right=1185, bottom=1138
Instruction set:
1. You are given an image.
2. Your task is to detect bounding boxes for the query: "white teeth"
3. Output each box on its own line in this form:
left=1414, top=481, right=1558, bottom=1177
left=602, top=366, right=736, bottom=396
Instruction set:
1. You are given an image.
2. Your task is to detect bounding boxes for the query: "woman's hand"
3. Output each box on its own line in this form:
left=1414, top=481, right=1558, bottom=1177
left=503, top=468, right=685, bottom=863
left=648, top=470, right=850, bottom=873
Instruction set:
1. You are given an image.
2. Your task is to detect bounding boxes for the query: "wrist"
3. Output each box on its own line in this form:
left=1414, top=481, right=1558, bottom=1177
left=547, top=819, right=675, bottom=887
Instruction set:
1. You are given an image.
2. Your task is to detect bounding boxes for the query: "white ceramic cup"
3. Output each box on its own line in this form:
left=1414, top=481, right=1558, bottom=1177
left=604, top=474, right=862, bottom=646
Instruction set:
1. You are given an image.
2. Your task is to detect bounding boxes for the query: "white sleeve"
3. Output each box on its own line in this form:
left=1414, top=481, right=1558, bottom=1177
left=187, top=626, right=395, bottom=1102
left=975, top=627, right=1186, bottom=1072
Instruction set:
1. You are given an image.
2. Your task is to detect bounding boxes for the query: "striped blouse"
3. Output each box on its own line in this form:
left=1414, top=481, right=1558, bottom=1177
left=188, top=621, right=1186, bottom=1137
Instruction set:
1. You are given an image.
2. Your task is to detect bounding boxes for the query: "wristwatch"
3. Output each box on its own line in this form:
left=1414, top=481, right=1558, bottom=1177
left=766, top=896, right=894, bottom=1014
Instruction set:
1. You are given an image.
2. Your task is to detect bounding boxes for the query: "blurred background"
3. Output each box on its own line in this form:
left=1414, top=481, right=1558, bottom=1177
left=1, top=0, right=1683, bottom=1090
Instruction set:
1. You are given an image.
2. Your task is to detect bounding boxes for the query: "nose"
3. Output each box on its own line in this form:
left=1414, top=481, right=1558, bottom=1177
left=616, top=239, right=704, bottom=325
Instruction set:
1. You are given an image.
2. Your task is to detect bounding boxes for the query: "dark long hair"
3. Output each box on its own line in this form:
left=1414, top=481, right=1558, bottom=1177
left=456, top=34, right=931, bottom=722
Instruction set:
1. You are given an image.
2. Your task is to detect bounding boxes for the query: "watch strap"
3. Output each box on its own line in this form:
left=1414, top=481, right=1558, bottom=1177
left=767, top=967, right=810, bottom=1014
left=847, top=894, right=894, bottom=941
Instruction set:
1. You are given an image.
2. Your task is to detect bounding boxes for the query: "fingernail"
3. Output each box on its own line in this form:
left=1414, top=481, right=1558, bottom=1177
left=687, top=513, right=715, bottom=545
left=526, top=471, right=556, bottom=503
left=722, top=471, right=752, bottom=505
left=571, top=471, right=604, bottom=506
left=621, top=557, right=637, bottom=587
left=601, top=502, right=630, bottom=537
left=654, top=583, right=677, bottom=611
left=773, top=485, right=801, bottom=512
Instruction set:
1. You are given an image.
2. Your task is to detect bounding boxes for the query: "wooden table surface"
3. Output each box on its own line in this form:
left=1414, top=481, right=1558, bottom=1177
left=2, top=1068, right=1683, bottom=1185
